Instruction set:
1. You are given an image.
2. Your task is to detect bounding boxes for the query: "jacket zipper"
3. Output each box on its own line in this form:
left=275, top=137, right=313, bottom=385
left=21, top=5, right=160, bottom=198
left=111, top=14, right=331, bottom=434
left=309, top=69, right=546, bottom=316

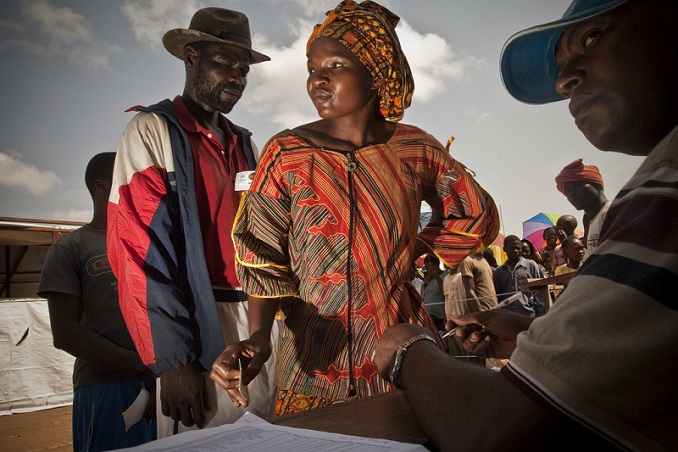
left=346, top=151, right=357, bottom=397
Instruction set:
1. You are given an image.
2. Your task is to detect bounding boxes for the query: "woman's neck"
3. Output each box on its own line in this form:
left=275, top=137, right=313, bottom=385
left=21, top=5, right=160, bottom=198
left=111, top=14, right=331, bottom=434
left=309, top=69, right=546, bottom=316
left=296, top=115, right=395, bottom=151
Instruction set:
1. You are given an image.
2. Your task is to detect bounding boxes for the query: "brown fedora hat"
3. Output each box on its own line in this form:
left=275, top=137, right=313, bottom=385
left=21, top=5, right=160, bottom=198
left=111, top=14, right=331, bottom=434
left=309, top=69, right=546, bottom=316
left=162, top=7, right=270, bottom=64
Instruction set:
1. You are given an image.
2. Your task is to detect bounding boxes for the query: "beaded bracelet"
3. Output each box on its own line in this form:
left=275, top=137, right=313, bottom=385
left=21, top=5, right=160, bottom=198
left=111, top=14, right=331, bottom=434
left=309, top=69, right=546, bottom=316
left=388, top=334, right=437, bottom=388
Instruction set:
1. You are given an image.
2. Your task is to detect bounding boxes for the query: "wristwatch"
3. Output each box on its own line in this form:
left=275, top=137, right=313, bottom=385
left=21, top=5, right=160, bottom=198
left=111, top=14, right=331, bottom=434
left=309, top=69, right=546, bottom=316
left=388, top=334, right=437, bottom=388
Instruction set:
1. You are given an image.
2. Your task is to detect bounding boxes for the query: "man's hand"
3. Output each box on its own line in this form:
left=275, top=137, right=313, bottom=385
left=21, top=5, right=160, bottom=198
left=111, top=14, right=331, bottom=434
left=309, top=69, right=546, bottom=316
left=556, top=228, right=567, bottom=243
left=446, top=310, right=533, bottom=359
left=160, top=363, right=209, bottom=428
left=143, top=384, right=157, bottom=420
left=210, top=334, right=272, bottom=408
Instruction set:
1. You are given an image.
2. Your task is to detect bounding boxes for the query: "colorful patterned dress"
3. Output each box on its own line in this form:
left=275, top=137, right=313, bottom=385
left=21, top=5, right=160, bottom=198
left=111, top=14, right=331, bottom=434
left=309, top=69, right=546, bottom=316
left=233, top=123, right=499, bottom=413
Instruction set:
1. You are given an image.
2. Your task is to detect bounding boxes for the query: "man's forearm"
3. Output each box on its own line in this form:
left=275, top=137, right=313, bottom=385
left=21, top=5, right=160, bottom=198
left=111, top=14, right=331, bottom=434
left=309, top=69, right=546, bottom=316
left=463, top=277, right=482, bottom=312
left=47, top=293, right=150, bottom=374
left=54, top=325, right=150, bottom=374
left=399, top=340, right=561, bottom=451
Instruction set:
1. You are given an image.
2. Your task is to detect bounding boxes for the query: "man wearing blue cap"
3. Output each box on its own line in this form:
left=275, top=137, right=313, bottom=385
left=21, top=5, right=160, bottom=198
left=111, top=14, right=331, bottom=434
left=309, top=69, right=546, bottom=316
left=374, top=0, right=678, bottom=450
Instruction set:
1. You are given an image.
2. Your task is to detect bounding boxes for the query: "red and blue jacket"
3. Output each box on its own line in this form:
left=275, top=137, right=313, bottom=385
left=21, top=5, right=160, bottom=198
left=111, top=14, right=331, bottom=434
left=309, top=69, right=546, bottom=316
left=107, top=99, right=256, bottom=375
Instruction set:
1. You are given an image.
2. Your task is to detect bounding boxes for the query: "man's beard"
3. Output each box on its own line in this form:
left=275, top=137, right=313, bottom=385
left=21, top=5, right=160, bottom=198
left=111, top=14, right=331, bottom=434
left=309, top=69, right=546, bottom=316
left=193, top=68, right=241, bottom=114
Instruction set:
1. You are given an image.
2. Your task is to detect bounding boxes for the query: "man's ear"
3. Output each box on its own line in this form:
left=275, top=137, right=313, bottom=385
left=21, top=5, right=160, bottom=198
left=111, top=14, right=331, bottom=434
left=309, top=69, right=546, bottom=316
left=183, top=44, right=199, bottom=69
left=371, top=77, right=381, bottom=91
left=95, top=178, right=111, bottom=193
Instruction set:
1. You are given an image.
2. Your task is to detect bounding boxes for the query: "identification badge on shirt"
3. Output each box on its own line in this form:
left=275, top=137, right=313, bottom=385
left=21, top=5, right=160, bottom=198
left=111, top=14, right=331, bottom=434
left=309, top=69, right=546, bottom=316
left=234, top=170, right=255, bottom=191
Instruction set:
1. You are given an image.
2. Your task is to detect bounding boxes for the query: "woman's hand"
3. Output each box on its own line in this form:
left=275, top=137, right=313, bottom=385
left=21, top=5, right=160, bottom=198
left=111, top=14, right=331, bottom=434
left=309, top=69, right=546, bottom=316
left=210, top=334, right=272, bottom=408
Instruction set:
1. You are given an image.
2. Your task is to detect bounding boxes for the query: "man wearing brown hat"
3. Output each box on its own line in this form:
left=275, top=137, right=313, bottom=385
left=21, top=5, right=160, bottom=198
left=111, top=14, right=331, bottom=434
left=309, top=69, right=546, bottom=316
left=107, top=7, right=277, bottom=437
left=555, top=159, right=610, bottom=259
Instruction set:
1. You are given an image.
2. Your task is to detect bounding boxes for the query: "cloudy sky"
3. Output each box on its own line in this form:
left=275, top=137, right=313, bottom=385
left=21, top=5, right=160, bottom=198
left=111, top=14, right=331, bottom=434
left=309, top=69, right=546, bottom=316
left=0, top=0, right=644, bottom=239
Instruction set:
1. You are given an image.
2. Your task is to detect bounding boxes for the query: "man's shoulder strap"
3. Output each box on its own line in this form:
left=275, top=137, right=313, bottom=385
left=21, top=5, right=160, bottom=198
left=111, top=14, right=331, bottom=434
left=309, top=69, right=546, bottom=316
left=124, top=101, right=256, bottom=170
left=225, top=117, right=256, bottom=170
left=125, top=100, right=183, bottom=136
left=125, top=99, right=175, bottom=116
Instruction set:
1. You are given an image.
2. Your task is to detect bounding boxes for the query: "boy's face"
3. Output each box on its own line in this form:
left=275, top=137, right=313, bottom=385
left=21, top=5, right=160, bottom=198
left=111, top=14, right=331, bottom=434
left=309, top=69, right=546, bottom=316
left=543, top=229, right=557, bottom=247
left=504, top=239, right=522, bottom=262
left=564, top=239, right=585, bottom=263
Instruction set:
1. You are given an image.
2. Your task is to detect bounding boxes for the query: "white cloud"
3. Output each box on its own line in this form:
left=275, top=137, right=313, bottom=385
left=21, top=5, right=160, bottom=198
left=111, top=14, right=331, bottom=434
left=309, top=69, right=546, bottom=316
left=0, top=151, right=63, bottom=196
left=0, top=38, right=46, bottom=55
left=118, top=0, right=334, bottom=54
left=0, top=18, right=23, bottom=32
left=475, top=112, right=490, bottom=124
left=0, top=0, right=121, bottom=71
left=241, top=19, right=319, bottom=131
left=240, top=16, right=486, bottom=130
left=398, top=20, right=487, bottom=102
left=120, top=0, right=332, bottom=52
left=121, top=0, right=201, bottom=52
left=464, top=109, right=491, bottom=124
left=266, top=0, right=336, bottom=18
left=50, top=209, right=91, bottom=222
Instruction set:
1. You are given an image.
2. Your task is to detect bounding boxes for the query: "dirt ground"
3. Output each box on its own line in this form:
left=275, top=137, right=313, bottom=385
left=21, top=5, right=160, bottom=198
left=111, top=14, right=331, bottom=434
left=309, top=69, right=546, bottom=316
left=0, top=406, right=72, bottom=452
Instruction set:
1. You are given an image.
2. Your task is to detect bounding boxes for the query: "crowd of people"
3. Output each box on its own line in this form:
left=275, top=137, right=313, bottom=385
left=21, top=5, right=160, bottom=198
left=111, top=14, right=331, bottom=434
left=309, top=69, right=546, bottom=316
left=417, top=202, right=598, bottom=330
left=37, top=0, right=677, bottom=450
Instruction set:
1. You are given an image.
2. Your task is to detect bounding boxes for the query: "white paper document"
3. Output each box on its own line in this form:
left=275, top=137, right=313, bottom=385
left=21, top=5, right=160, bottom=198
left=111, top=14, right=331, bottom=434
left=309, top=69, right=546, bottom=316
left=117, top=412, right=427, bottom=451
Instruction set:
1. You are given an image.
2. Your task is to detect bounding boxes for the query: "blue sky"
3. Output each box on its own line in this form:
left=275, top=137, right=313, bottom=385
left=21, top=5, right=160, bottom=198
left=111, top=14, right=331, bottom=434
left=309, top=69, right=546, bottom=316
left=0, top=0, right=643, bottom=239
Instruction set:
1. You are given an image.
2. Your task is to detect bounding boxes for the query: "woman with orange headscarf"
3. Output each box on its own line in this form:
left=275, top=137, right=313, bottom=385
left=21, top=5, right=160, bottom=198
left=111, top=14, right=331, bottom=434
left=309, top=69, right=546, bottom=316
left=211, top=0, right=499, bottom=415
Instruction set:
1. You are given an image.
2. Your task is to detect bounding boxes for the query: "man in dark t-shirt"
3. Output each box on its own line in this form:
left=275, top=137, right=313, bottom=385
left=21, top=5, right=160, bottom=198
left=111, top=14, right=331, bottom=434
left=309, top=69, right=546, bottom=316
left=38, top=153, right=155, bottom=451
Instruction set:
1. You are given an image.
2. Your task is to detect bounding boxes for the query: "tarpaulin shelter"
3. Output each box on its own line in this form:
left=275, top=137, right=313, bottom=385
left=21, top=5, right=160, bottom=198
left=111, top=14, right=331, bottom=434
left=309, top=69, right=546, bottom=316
left=0, top=217, right=83, bottom=414
left=1, top=217, right=84, bottom=298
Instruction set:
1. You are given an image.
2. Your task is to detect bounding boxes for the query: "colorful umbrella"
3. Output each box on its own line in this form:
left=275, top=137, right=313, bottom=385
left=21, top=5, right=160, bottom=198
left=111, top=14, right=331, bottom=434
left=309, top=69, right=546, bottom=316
left=522, top=212, right=561, bottom=251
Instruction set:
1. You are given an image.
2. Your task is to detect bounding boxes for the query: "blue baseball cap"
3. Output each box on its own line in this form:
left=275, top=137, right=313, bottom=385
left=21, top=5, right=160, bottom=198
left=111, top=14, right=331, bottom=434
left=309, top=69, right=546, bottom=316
left=500, top=0, right=629, bottom=104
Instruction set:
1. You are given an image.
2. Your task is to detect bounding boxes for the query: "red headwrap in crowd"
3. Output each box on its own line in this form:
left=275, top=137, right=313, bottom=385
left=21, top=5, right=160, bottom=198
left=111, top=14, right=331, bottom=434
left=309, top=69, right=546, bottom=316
left=555, top=159, right=604, bottom=194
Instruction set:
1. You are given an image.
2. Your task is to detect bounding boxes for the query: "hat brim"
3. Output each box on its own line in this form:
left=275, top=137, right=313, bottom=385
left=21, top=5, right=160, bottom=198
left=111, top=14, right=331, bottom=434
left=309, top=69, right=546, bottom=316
left=499, top=0, right=628, bottom=105
left=162, top=29, right=270, bottom=64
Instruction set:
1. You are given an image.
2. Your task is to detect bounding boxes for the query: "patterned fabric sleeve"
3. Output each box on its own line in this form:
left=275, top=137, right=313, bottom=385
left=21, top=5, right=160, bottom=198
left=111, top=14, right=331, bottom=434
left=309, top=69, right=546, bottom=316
left=232, top=137, right=298, bottom=298
left=413, top=132, right=500, bottom=268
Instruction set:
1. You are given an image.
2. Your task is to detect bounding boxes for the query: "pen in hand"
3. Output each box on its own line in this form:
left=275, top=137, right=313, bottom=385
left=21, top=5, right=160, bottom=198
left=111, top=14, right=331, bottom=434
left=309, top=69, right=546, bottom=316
left=440, top=292, right=522, bottom=339
left=440, top=326, right=459, bottom=339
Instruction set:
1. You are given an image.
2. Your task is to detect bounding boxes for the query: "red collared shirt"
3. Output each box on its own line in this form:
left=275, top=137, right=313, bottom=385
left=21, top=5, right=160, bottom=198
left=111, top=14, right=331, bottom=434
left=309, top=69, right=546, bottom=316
left=172, top=96, right=250, bottom=288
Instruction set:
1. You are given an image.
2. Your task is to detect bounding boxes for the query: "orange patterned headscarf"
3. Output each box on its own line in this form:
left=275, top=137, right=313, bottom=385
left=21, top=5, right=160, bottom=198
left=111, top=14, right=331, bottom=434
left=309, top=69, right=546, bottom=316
left=306, top=0, right=414, bottom=122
